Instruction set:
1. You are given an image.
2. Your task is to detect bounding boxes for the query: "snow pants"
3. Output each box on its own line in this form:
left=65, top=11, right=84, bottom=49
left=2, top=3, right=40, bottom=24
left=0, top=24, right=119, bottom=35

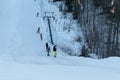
left=53, top=51, right=57, bottom=57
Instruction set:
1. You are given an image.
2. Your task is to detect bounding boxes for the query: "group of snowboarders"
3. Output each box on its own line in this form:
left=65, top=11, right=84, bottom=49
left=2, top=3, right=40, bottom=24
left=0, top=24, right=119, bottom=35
left=37, top=27, right=57, bottom=57
left=46, top=42, right=57, bottom=57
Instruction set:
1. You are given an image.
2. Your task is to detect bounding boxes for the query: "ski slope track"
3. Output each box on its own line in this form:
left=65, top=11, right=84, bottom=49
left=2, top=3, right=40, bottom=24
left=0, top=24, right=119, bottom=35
left=0, top=0, right=46, bottom=55
left=0, top=0, right=120, bottom=80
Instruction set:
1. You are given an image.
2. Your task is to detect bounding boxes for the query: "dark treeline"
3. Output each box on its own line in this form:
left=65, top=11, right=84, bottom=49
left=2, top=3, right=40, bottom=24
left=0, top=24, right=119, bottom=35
left=53, top=0, right=120, bottom=58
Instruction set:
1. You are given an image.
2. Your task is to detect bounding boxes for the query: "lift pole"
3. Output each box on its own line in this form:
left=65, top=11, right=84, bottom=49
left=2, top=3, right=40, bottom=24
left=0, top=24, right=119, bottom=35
left=43, top=12, right=55, bottom=45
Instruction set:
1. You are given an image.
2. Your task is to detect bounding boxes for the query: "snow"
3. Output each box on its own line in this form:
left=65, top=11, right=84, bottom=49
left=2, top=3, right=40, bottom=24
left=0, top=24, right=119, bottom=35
left=0, top=0, right=120, bottom=80
left=0, top=55, right=120, bottom=80
left=0, top=0, right=48, bottom=56
left=38, top=0, right=84, bottom=55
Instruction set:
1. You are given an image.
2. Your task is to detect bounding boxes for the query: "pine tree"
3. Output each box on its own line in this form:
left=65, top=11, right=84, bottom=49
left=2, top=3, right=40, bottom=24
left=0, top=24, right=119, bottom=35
left=65, top=0, right=74, bottom=12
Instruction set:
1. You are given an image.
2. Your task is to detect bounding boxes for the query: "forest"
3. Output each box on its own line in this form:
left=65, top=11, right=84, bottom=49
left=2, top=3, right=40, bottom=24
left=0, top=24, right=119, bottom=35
left=53, top=0, right=120, bottom=58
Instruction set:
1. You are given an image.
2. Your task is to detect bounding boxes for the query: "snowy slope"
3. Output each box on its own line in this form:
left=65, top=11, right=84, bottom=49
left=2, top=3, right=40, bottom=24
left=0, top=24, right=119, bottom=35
left=0, top=55, right=120, bottom=80
left=0, top=0, right=21, bottom=55
left=38, top=0, right=85, bottom=56
left=0, top=0, right=46, bottom=56
left=0, top=0, right=84, bottom=56
left=0, top=0, right=120, bottom=80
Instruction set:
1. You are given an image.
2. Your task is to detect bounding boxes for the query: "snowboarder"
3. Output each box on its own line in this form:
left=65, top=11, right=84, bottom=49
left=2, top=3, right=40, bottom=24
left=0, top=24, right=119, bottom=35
left=46, top=42, right=50, bottom=56
left=36, top=27, right=43, bottom=41
left=53, top=45, right=57, bottom=57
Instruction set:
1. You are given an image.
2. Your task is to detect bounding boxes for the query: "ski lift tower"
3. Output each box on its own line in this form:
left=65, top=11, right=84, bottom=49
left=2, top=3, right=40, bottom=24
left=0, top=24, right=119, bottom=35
left=43, top=12, right=55, bottom=45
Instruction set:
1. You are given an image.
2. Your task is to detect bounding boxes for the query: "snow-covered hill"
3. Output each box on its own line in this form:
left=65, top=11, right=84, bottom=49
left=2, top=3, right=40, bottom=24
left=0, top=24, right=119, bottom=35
left=0, top=0, right=84, bottom=56
left=0, top=0, right=43, bottom=56
left=0, top=0, right=120, bottom=80
left=0, top=55, right=120, bottom=80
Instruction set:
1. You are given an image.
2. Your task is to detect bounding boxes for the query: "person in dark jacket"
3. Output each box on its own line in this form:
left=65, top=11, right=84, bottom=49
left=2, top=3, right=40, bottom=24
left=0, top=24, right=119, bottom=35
left=53, top=45, right=57, bottom=57
left=46, top=42, right=50, bottom=56
left=36, top=27, right=43, bottom=41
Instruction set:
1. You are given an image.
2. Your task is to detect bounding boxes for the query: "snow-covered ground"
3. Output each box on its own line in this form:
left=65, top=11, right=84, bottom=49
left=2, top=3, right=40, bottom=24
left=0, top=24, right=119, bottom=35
left=0, top=55, right=120, bottom=80
left=0, top=0, right=43, bottom=55
left=0, top=0, right=120, bottom=80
